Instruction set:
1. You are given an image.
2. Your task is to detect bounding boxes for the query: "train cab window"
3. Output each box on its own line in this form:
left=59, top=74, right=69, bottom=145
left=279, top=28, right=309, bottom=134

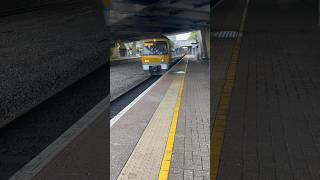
left=143, top=41, right=168, bottom=55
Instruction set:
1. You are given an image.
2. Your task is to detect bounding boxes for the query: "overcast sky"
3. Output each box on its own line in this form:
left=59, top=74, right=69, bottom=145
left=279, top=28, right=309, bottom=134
left=176, top=32, right=190, bottom=40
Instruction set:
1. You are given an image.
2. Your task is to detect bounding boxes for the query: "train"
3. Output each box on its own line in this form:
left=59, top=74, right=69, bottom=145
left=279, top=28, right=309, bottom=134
left=140, top=37, right=186, bottom=75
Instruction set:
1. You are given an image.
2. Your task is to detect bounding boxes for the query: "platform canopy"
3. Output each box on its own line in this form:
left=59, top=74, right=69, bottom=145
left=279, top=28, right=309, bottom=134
left=110, top=0, right=210, bottom=42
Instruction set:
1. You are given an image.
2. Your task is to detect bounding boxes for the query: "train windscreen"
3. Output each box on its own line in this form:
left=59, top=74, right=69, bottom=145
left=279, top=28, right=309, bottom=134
left=143, top=41, right=168, bottom=55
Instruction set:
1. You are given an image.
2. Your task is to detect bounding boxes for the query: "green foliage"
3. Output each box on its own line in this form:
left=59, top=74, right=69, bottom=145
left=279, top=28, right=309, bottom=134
left=188, top=31, right=197, bottom=40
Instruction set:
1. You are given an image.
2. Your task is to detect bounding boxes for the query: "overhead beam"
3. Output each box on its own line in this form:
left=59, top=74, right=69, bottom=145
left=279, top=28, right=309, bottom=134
left=111, top=22, right=203, bottom=32
left=139, top=7, right=209, bottom=21
left=110, top=0, right=210, bottom=41
left=111, top=24, right=200, bottom=34
left=193, top=0, right=210, bottom=8
left=169, top=0, right=181, bottom=4
left=157, top=0, right=209, bottom=12
left=126, top=14, right=209, bottom=26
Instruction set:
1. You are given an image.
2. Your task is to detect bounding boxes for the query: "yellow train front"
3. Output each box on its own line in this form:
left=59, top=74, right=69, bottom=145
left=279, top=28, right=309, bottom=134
left=140, top=38, right=172, bottom=75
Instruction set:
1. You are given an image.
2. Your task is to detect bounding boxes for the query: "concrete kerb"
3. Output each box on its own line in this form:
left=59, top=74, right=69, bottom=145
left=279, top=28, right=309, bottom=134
left=9, top=96, right=110, bottom=180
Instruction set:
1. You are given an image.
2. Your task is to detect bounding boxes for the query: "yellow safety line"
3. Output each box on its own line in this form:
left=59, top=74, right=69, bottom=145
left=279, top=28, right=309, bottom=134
left=158, top=59, right=188, bottom=180
left=210, top=0, right=250, bottom=179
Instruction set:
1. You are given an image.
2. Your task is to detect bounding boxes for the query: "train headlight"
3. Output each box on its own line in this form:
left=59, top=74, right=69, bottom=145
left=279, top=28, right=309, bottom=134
left=145, top=60, right=149, bottom=63
left=161, top=59, right=164, bottom=62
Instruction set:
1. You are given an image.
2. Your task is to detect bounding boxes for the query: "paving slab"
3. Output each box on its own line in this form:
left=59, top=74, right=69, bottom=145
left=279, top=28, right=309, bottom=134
left=118, top=72, right=184, bottom=180
left=211, top=0, right=247, bottom=125
left=111, top=55, right=210, bottom=180
left=169, top=58, right=210, bottom=180
left=110, top=60, right=182, bottom=180
left=215, top=0, right=320, bottom=179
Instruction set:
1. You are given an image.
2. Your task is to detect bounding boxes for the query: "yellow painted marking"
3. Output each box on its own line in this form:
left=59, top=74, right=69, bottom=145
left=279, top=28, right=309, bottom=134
left=210, top=0, right=250, bottom=180
left=158, top=60, right=188, bottom=180
left=117, top=60, right=188, bottom=180
left=102, top=0, right=110, bottom=8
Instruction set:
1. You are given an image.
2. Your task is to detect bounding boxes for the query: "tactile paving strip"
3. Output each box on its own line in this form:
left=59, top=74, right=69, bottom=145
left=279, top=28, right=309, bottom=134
left=117, top=72, right=185, bottom=180
left=213, top=31, right=239, bottom=39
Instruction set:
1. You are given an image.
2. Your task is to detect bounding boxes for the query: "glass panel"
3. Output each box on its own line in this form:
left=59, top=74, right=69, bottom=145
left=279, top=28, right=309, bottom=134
left=143, top=41, right=168, bottom=55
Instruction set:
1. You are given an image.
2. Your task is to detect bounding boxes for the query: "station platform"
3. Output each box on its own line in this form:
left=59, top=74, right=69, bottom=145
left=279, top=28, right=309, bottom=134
left=9, top=97, right=109, bottom=180
left=212, top=0, right=320, bottom=179
left=110, top=55, right=210, bottom=180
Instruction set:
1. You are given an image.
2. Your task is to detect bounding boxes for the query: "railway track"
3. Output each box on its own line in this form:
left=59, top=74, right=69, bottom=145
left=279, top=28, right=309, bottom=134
left=110, top=55, right=185, bottom=119
left=110, top=76, right=160, bottom=119
left=0, top=55, right=183, bottom=179
left=0, top=62, right=157, bottom=179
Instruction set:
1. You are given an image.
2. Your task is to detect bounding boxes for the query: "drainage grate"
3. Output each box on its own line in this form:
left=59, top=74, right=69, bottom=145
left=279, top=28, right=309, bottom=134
left=213, top=31, right=239, bottom=39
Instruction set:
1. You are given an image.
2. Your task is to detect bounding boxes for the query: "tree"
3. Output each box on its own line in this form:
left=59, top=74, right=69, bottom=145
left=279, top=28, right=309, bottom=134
left=188, top=31, right=197, bottom=41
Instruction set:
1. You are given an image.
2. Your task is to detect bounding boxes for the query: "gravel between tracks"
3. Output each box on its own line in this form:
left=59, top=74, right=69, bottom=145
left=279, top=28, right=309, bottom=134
left=110, top=59, right=149, bottom=101
left=0, top=0, right=108, bottom=128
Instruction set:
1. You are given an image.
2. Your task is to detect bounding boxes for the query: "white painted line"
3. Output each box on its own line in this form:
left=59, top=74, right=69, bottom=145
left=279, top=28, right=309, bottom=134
left=111, top=76, right=150, bottom=102
left=175, top=71, right=185, bottom=74
left=9, top=96, right=109, bottom=180
left=110, top=56, right=186, bottom=128
left=110, top=78, right=161, bottom=127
